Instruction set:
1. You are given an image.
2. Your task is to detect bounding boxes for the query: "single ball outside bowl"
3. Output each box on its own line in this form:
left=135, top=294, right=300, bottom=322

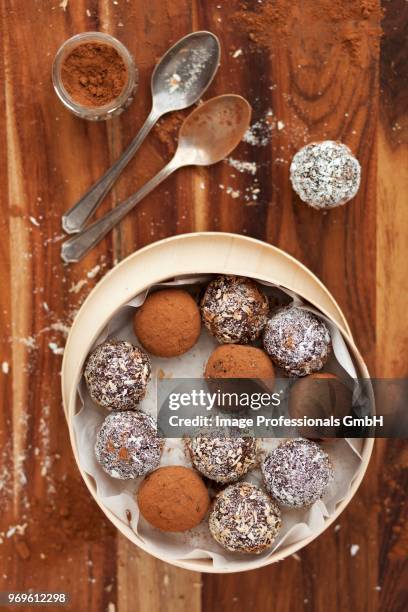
left=290, top=140, right=361, bottom=209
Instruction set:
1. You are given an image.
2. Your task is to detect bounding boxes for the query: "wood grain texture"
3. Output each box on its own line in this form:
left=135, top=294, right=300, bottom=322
left=0, top=1, right=406, bottom=611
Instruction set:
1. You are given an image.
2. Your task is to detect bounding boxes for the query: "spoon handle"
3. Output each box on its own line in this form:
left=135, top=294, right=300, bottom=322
left=61, top=159, right=179, bottom=263
left=61, top=107, right=161, bottom=235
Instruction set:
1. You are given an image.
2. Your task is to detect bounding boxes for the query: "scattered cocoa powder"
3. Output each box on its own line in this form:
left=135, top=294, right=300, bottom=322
left=61, top=42, right=128, bottom=107
left=153, top=111, right=187, bottom=154
left=234, top=0, right=383, bottom=68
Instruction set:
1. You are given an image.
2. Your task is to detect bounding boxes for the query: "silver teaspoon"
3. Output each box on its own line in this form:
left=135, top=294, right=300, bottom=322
left=61, top=31, right=221, bottom=235
left=61, top=95, right=251, bottom=263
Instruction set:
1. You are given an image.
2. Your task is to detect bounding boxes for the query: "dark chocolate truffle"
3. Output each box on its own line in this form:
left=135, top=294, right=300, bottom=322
left=263, top=306, right=331, bottom=377
left=95, top=411, right=162, bottom=479
left=261, top=439, right=333, bottom=508
left=289, top=373, right=352, bottom=438
left=205, top=345, right=275, bottom=380
left=187, top=434, right=259, bottom=483
left=201, top=276, right=268, bottom=344
left=290, top=141, right=361, bottom=209
left=85, top=339, right=151, bottom=410
left=137, top=466, right=210, bottom=532
left=209, top=482, right=281, bottom=554
left=134, top=289, right=201, bottom=358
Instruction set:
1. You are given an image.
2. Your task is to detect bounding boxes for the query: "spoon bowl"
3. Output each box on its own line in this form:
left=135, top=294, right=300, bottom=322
left=61, top=94, right=252, bottom=263
left=152, top=31, right=221, bottom=113
left=175, top=95, right=252, bottom=166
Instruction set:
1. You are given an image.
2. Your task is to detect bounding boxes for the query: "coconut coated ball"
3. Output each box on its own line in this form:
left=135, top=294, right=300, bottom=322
left=263, top=306, right=331, bottom=377
left=262, top=439, right=334, bottom=508
left=137, top=466, right=210, bottom=532
left=187, top=434, right=259, bottom=484
left=290, top=140, right=361, bottom=209
left=95, top=411, right=162, bottom=479
left=209, top=482, right=281, bottom=554
left=201, top=275, right=268, bottom=344
left=134, top=289, right=201, bottom=358
left=85, top=339, right=151, bottom=410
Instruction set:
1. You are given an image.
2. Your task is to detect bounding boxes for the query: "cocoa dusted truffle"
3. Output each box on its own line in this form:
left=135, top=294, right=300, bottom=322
left=289, top=373, right=352, bottom=438
left=262, top=439, right=333, bottom=508
left=187, top=434, right=259, bottom=483
left=205, top=345, right=275, bottom=380
left=134, top=289, right=201, bottom=358
left=137, top=466, right=210, bottom=532
left=200, top=275, right=268, bottom=344
left=95, top=411, right=162, bottom=479
left=85, top=339, right=151, bottom=410
left=263, top=306, right=331, bottom=377
left=209, top=482, right=281, bottom=554
left=290, top=141, right=361, bottom=209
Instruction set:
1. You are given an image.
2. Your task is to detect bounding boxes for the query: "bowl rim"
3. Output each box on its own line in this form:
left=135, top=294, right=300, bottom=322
left=61, top=232, right=373, bottom=573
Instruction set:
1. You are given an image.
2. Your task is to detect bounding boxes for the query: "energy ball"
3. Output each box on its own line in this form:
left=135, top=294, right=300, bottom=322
left=85, top=339, right=151, bottom=410
left=134, top=289, right=201, bottom=358
left=137, top=466, right=210, bottom=532
left=290, top=140, right=361, bottom=209
left=187, top=434, right=259, bottom=483
left=95, top=411, right=162, bottom=479
left=205, top=345, right=275, bottom=380
left=201, top=275, right=268, bottom=344
left=262, top=439, right=334, bottom=508
left=263, top=306, right=331, bottom=377
left=209, top=482, right=281, bottom=554
left=289, top=373, right=352, bottom=439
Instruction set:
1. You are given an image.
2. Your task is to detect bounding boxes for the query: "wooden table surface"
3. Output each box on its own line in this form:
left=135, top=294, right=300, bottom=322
left=0, top=1, right=406, bottom=611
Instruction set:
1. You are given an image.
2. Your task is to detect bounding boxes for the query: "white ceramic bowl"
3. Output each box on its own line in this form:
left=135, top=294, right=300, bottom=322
left=61, top=232, right=373, bottom=573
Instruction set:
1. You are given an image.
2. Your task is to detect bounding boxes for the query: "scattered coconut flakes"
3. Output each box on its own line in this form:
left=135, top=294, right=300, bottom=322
left=69, top=279, right=88, bottom=294
left=277, top=120, right=285, bottom=131
left=232, top=48, right=243, bottom=58
left=87, top=264, right=101, bottom=279
left=226, top=186, right=240, bottom=199
left=43, top=302, right=50, bottom=312
left=350, top=544, right=360, bottom=556
left=48, top=342, right=64, bottom=356
left=334, top=524, right=341, bottom=532
left=29, top=216, right=40, bottom=227
left=243, top=113, right=273, bottom=147
left=59, top=0, right=68, bottom=9
left=86, top=9, right=91, bottom=17
left=50, top=321, right=70, bottom=337
left=6, top=523, right=27, bottom=538
left=227, top=157, right=257, bottom=175
left=20, top=336, right=37, bottom=350
left=107, top=604, right=116, bottom=612
left=1, top=362, right=9, bottom=374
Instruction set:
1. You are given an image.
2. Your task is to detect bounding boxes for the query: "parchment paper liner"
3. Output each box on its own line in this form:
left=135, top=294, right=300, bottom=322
left=73, top=275, right=364, bottom=570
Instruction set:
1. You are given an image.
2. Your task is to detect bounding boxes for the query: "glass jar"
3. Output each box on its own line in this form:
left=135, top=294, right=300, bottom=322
left=52, top=32, right=138, bottom=121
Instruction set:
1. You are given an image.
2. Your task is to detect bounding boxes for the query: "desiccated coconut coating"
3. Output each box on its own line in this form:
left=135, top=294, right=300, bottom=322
left=290, top=140, right=361, bottom=209
left=262, top=439, right=334, bottom=508
left=84, top=339, right=151, bottom=410
left=95, top=411, right=162, bottom=479
left=263, top=306, right=331, bottom=377
left=209, top=482, right=281, bottom=554
left=200, top=276, right=268, bottom=344
left=187, top=434, right=259, bottom=483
